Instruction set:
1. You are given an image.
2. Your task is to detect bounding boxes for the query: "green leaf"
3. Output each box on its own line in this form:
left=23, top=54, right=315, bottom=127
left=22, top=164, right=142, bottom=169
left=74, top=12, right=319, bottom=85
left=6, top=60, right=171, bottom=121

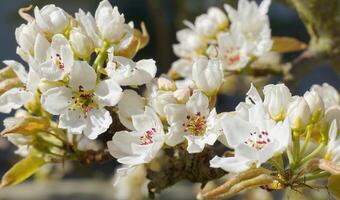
left=328, top=174, right=340, bottom=199
left=271, top=36, right=307, bottom=53
left=0, top=152, right=46, bottom=188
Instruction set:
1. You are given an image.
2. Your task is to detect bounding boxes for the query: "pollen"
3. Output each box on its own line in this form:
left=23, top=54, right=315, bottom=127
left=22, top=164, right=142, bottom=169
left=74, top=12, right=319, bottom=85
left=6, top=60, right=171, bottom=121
left=182, top=112, right=207, bottom=136
left=53, top=53, right=65, bottom=70
left=140, top=128, right=156, bottom=145
left=70, top=85, right=97, bottom=117
left=244, top=131, right=272, bottom=150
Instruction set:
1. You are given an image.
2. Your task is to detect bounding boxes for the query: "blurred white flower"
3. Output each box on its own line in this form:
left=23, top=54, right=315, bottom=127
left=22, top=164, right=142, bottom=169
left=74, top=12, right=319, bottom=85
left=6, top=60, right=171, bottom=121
left=170, top=59, right=193, bottom=78
left=211, top=103, right=291, bottom=173
left=32, top=34, right=73, bottom=81
left=207, top=7, right=228, bottom=29
left=287, top=96, right=311, bottom=130
left=69, top=27, right=95, bottom=59
left=41, top=61, right=122, bottom=139
left=263, top=83, right=292, bottom=120
left=192, top=57, right=224, bottom=96
left=217, top=31, right=249, bottom=71
left=34, top=4, right=70, bottom=34
left=224, top=0, right=272, bottom=56
left=303, top=90, right=325, bottom=121
left=325, top=106, right=340, bottom=127
left=106, top=48, right=157, bottom=86
left=118, top=90, right=146, bottom=130
left=311, top=83, right=339, bottom=110
left=164, top=90, right=219, bottom=153
left=173, top=29, right=206, bottom=58
left=107, top=107, right=165, bottom=165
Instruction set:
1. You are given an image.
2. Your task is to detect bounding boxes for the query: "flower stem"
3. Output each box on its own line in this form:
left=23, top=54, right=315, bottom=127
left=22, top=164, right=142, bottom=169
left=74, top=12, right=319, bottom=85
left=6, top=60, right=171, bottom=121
left=93, top=41, right=110, bottom=73
left=292, top=130, right=301, bottom=168
left=300, top=125, right=313, bottom=159
left=303, top=171, right=330, bottom=182
left=300, top=143, right=326, bottom=166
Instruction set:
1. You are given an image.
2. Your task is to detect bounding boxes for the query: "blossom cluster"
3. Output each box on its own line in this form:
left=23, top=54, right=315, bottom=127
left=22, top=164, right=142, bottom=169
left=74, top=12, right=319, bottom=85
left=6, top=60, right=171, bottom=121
left=0, top=0, right=339, bottom=197
left=171, top=0, right=274, bottom=80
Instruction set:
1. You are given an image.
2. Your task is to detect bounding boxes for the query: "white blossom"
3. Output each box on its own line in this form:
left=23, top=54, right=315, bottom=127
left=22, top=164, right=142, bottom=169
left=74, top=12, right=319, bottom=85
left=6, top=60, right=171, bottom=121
left=263, top=83, right=292, bottom=120
left=41, top=61, right=122, bottom=139
left=311, top=83, right=339, bottom=110
left=69, top=27, right=95, bottom=59
left=224, top=0, right=272, bottom=56
left=15, top=21, right=40, bottom=62
left=95, top=0, right=130, bottom=43
left=164, top=90, right=219, bottom=153
left=210, top=103, right=291, bottom=173
left=303, top=90, right=325, bottom=120
left=326, top=120, right=340, bottom=163
left=217, top=31, right=249, bottom=71
left=107, top=107, right=165, bottom=165
left=192, top=57, right=224, bottom=96
left=34, top=4, right=70, bottom=34
left=286, top=96, right=311, bottom=130
left=173, top=29, right=206, bottom=58
left=32, top=34, right=74, bottom=81
left=106, top=48, right=157, bottom=86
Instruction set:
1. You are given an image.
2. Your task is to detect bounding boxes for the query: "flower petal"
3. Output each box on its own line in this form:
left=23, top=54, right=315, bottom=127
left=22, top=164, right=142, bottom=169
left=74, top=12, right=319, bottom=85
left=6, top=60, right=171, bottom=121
left=0, top=88, right=33, bottom=113
left=41, top=86, right=73, bottom=115
left=95, top=79, right=122, bottom=107
left=186, top=90, right=209, bottom=116
left=210, top=156, right=252, bottom=173
left=3, top=60, right=28, bottom=83
left=59, top=109, right=86, bottom=134
left=83, top=108, right=112, bottom=139
left=69, top=61, right=97, bottom=91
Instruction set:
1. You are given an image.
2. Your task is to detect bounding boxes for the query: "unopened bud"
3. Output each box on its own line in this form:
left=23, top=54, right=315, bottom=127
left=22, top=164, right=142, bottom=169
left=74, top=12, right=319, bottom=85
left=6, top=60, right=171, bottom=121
left=157, top=77, right=176, bottom=91
left=173, top=88, right=191, bottom=103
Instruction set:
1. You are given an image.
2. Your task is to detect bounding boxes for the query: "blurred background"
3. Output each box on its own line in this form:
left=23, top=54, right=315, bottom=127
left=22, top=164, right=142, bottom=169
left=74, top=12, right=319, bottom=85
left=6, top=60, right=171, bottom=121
left=0, top=0, right=338, bottom=199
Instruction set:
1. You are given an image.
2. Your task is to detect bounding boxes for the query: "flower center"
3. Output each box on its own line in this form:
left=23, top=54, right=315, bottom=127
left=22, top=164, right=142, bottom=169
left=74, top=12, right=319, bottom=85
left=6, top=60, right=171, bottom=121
left=53, top=53, right=65, bottom=70
left=224, top=48, right=240, bottom=66
left=140, top=128, right=156, bottom=145
left=182, top=112, right=207, bottom=136
left=70, top=85, right=97, bottom=117
left=244, top=131, right=271, bottom=150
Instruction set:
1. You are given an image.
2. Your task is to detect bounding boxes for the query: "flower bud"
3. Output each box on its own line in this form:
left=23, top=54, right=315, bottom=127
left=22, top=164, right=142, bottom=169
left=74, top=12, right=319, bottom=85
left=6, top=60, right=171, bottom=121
left=157, top=77, right=176, bottom=91
left=15, top=22, right=40, bottom=56
left=173, top=88, right=191, bottom=103
left=325, top=106, right=340, bottom=127
left=69, top=28, right=94, bottom=59
left=303, top=90, right=325, bottom=122
left=287, top=97, right=312, bottom=130
left=311, top=83, right=339, bottom=110
left=95, top=0, right=126, bottom=42
left=34, top=5, right=70, bottom=34
left=192, top=57, right=224, bottom=96
left=263, top=84, right=292, bottom=121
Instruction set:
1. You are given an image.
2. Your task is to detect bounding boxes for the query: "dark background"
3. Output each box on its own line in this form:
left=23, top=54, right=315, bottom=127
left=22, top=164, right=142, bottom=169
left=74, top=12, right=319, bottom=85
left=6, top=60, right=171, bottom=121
left=0, top=0, right=338, bottom=199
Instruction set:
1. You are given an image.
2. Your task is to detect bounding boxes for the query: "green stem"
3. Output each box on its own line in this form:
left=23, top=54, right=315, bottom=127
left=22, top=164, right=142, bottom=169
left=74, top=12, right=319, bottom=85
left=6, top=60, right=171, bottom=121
left=292, top=130, right=301, bottom=168
left=303, top=171, right=330, bottom=182
left=300, top=143, right=326, bottom=166
left=300, top=125, right=313, bottom=159
left=93, top=41, right=110, bottom=73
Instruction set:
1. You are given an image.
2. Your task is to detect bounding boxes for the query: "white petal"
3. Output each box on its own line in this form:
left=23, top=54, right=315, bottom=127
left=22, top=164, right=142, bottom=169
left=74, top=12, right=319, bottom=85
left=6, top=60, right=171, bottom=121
left=135, top=59, right=157, bottom=81
left=70, top=61, right=97, bottom=91
left=107, top=130, right=140, bottom=159
left=131, top=107, right=163, bottom=132
left=257, top=140, right=278, bottom=165
left=0, top=88, right=33, bottom=113
left=83, top=108, right=112, bottom=139
left=3, top=60, right=28, bottom=83
left=327, top=120, right=338, bottom=151
left=117, top=90, right=145, bottom=130
left=269, top=119, right=291, bottom=152
left=59, top=109, right=86, bottom=134
left=235, top=143, right=258, bottom=161
left=220, top=114, right=257, bottom=148
left=165, top=123, right=186, bottom=146
left=210, top=156, right=251, bottom=173
left=164, top=103, right=188, bottom=124
left=95, top=79, right=122, bottom=107
left=113, top=165, right=136, bottom=186
left=246, top=83, right=262, bottom=104
left=38, top=60, right=64, bottom=81
left=41, top=86, right=73, bottom=115
left=186, top=90, right=209, bottom=116
left=34, top=33, right=50, bottom=62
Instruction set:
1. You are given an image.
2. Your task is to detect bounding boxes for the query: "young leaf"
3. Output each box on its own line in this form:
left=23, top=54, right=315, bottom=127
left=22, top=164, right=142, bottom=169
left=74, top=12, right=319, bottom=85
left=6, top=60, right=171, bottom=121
left=271, top=37, right=307, bottom=53
left=328, top=174, right=340, bottom=199
left=0, top=152, right=46, bottom=188
left=1, top=116, right=50, bottom=136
